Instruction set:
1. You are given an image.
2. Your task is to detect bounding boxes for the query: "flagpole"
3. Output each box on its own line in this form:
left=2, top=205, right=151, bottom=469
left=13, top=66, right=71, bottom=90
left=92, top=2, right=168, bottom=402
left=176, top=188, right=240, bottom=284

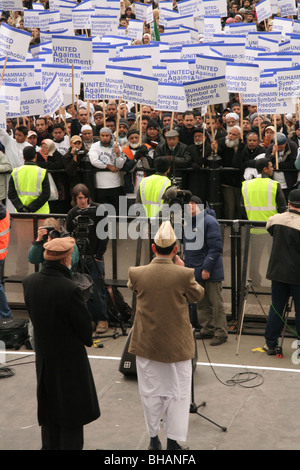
left=171, top=111, right=174, bottom=129
left=103, top=100, right=106, bottom=127
left=273, top=114, right=279, bottom=170
left=139, top=104, right=143, bottom=145
left=0, top=57, right=8, bottom=89
left=116, top=97, right=122, bottom=142
left=240, top=93, right=244, bottom=142
left=72, top=64, right=74, bottom=109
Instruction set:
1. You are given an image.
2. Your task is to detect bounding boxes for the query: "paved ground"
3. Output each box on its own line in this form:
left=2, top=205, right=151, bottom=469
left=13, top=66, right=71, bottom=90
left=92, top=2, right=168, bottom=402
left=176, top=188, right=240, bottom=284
left=1, top=321, right=300, bottom=452
left=2, top=219, right=300, bottom=453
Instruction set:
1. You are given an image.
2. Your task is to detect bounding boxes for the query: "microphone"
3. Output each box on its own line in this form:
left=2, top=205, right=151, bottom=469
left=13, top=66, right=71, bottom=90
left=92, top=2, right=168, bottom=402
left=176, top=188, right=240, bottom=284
left=164, top=186, right=178, bottom=200
left=165, top=187, right=192, bottom=202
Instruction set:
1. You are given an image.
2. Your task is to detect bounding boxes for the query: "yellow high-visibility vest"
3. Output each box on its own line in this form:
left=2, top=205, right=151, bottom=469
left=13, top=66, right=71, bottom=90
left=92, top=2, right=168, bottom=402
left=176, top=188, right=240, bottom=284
left=11, top=165, right=50, bottom=214
left=242, top=177, right=279, bottom=233
left=140, top=174, right=171, bottom=218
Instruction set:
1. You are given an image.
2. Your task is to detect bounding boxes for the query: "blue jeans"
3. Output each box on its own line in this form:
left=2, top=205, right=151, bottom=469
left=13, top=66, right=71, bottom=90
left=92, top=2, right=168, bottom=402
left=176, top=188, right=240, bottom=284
left=265, top=280, right=300, bottom=349
left=0, top=260, right=12, bottom=319
left=84, top=257, right=108, bottom=323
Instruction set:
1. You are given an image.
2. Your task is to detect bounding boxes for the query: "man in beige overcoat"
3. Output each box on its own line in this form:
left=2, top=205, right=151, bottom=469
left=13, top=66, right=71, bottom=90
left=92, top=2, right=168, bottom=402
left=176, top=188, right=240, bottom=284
left=128, top=221, right=204, bottom=451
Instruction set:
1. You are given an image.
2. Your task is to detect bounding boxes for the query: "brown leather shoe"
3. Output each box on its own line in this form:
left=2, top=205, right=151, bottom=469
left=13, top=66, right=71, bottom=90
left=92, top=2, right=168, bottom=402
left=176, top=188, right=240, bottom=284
left=96, top=321, right=108, bottom=334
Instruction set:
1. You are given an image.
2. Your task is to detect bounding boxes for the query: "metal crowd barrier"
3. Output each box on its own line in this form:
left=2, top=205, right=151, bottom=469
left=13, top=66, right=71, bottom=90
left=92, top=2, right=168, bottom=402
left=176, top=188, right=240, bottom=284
left=3, top=212, right=278, bottom=334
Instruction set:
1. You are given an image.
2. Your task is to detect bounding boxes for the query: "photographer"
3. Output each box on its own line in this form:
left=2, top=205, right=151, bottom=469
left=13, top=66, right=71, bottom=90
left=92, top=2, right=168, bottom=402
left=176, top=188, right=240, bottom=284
left=28, top=217, right=79, bottom=273
left=62, top=135, right=89, bottom=192
left=66, top=184, right=109, bottom=334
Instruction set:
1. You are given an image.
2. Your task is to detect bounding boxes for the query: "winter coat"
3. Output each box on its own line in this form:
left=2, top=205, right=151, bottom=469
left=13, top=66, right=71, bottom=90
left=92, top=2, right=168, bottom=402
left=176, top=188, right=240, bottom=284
left=184, top=211, right=224, bottom=282
left=22, top=261, right=100, bottom=428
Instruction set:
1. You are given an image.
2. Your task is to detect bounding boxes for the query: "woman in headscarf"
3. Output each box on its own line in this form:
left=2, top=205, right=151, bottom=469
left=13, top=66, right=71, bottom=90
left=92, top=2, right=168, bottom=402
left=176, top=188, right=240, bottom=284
left=36, top=139, right=71, bottom=213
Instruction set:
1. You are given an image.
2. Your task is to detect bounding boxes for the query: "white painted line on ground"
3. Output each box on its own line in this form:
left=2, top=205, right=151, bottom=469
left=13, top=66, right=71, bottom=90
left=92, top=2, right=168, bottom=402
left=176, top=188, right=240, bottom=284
left=3, top=351, right=300, bottom=374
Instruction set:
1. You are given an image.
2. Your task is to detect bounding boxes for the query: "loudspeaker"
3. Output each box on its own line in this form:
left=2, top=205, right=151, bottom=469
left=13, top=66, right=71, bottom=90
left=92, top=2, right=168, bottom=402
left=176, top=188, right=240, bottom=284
left=119, top=328, right=136, bottom=377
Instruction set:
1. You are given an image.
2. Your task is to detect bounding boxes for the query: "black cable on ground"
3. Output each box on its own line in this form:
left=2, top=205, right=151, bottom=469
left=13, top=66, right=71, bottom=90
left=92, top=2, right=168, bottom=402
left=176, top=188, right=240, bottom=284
left=200, top=339, right=264, bottom=389
left=0, top=354, right=35, bottom=379
left=0, top=366, right=15, bottom=379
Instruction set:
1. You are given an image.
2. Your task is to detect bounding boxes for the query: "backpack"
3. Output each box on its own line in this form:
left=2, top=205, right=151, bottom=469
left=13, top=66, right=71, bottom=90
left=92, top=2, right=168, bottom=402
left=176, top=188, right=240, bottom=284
left=106, top=286, right=132, bottom=327
left=0, top=318, right=30, bottom=350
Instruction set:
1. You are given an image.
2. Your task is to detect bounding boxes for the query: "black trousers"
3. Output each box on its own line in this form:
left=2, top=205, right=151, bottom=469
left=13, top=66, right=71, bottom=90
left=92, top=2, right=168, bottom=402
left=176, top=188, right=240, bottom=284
left=41, top=423, right=84, bottom=450
left=96, top=187, right=123, bottom=214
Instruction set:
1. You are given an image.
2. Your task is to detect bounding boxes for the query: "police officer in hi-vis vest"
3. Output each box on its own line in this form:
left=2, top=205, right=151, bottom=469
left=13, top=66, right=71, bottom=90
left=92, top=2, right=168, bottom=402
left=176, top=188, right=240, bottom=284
left=8, top=146, right=50, bottom=214
left=136, top=156, right=172, bottom=218
left=241, top=157, right=286, bottom=286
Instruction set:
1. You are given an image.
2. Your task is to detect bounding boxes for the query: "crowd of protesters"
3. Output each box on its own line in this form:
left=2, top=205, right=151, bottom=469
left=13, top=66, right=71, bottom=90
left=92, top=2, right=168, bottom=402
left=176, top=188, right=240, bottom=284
left=0, top=0, right=299, bottom=218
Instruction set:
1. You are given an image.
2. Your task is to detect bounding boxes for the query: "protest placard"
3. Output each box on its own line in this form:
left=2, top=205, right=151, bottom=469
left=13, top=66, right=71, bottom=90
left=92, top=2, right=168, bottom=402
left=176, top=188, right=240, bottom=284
left=0, top=0, right=23, bottom=10
left=39, top=10, right=60, bottom=31
left=246, top=31, right=282, bottom=48
left=195, top=54, right=233, bottom=80
left=244, top=46, right=266, bottom=63
left=43, top=72, right=64, bottom=115
left=210, top=42, right=245, bottom=62
left=52, top=35, right=93, bottom=69
left=202, top=0, right=227, bottom=17
left=109, top=55, right=153, bottom=76
left=134, top=1, right=153, bottom=23
left=184, top=75, right=228, bottom=109
left=18, top=86, right=44, bottom=117
left=0, top=100, right=6, bottom=130
left=226, top=62, right=260, bottom=94
left=24, top=9, right=41, bottom=29
left=258, top=83, right=295, bottom=113
left=278, top=0, right=297, bottom=17
left=275, top=66, right=300, bottom=98
left=0, top=82, right=21, bottom=117
left=163, top=59, right=191, bottom=83
left=0, top=23, right=31, bottom=62
left=127, top=19, right=144, bottom=41
left=72, top=8, right=93, bottom=30
left=121, top=44, right=160, bottom=67
left=83, top=71, right=107, bottom=100
left=1, top=64, right=35, bottom=88
left=176, top=0, right=201, bottom=16
left=157, top=82, right=187, bottom=112
left=255, top=0, right=272, bottom=22
left=122, top=72, right=158, bottom=107
left=42, top=63, right=81, bottom=96
left=90, top=15, right=119, bottom=38
left=253, top=56, right=292, bottom=71
left=161, top=29, right=192, bottom=45
left=272, top=17, right=293, bottom=37
left=224, top=21, right=257, bottom=35
left=203, top=15, right=222, bottom=39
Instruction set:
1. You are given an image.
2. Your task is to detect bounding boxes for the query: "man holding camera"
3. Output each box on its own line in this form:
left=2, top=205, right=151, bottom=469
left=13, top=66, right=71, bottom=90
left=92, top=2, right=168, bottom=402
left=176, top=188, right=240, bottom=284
left=28, top=217, right=79, bottom=273
left=66, top=184, right=109, bottom=334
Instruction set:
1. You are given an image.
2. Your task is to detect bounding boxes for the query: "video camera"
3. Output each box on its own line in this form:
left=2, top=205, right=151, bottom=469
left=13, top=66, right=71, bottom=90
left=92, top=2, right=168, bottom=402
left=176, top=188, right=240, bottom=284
left=71, top=206, right=98, bottom=256
left=72, top=206, right=97, bottom=239
left=164, top=186, right=192, bottom=206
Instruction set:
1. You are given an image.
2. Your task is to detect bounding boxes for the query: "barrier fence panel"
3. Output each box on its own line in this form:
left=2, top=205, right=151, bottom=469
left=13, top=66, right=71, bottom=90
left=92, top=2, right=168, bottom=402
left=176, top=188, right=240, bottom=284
left=2, top=213, right=295, bottom=336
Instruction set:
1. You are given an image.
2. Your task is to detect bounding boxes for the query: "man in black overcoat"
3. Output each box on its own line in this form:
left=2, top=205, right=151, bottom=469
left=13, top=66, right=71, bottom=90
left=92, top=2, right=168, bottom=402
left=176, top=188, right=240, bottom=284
left=22, top=237, right=100, bottom=450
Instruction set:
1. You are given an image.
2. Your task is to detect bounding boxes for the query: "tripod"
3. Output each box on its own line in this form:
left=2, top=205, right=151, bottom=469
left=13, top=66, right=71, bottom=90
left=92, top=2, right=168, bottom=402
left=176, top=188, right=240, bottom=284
left=190, top=364, right=227, bottom=432
left=76, top=237, right=127, bottom=339
left=236, top=277, right=268, bottom=355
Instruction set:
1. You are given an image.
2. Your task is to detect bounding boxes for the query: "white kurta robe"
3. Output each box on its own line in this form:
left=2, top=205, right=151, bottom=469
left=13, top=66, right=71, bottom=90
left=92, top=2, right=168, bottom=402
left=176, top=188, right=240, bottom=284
left=136, top=356, right=192, bottom=442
